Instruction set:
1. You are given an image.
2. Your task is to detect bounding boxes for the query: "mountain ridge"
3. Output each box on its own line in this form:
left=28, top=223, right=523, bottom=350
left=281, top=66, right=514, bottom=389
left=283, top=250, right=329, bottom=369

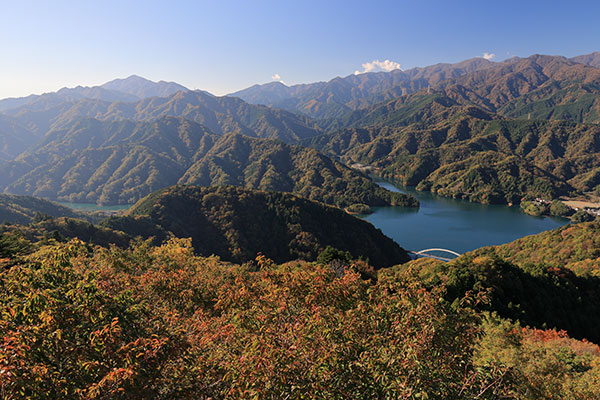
left=0, top=116, right=416, bottom=208
left=230, top=53, right=600, bottom=122
left=0, top=75, right=190, bottom=113
left=305, top=90, right=600, bottom=204
left=2, top=89, right=322, bottom=144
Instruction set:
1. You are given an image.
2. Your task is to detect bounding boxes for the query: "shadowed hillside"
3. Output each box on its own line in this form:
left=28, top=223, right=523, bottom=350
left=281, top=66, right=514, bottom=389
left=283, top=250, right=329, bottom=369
left=103, top=185, right=410, bottom=267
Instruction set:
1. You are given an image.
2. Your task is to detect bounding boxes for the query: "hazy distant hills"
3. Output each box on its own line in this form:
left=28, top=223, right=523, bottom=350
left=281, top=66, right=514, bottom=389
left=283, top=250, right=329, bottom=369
left=0, top=87, right=140, bottom=113
left=100, top=75, right=189, bottom=99
left=570, top=51, right=600, bottom=68
left=229, top=57, right=495, bottom=119
left=2, top=89, right=321, bottom=144
left=0, top=115, right=36, bottom=161
left=0, top=75, right=189, bottom=112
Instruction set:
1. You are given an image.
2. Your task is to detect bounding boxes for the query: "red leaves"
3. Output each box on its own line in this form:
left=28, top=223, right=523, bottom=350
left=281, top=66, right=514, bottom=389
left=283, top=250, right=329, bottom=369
left=0, top=238, right=510, bottom=398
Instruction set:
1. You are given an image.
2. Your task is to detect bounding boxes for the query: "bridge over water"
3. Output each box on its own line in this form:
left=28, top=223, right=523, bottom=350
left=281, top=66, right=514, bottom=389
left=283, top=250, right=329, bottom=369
left=408, top=248, right=461, bottom=262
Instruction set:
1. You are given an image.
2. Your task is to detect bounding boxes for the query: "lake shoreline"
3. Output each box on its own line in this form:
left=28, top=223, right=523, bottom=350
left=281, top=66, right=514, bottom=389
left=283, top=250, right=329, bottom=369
left=360, top=180, right=569, bottom=255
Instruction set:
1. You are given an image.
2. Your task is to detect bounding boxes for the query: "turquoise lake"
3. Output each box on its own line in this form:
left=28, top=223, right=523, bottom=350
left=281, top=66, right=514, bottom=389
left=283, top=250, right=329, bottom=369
left=58, top=202, right=132, bottom=212
left=361, top=181, right=569, bottom=255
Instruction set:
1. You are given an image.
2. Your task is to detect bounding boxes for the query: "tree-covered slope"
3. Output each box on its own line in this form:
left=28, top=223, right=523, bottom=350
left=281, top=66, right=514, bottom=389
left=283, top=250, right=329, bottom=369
left=0, top=117, right=416, bottom=207
left=485, top=221, right=600, bottom=277
left=437, top=55, right=600, bottom=124
left=400, top=222, right=600, bottom=342
left=0, top=216, right=131, bottom=249
left=179, top=133, right=417, bottom=209
left=0, top=115, right=37, bottom=161
left=0, top=193, right=82, bottom=224
left=1, top=233, right=598, bottom=398
left=105, top=185, right=410, bottom=266
left=306, top=92, right=600, bottom=204
left=3, top=89, right=321, bottom=144
left=0, top=238, right=495, bottom=398
left=1, top=117, right=218, bottom=204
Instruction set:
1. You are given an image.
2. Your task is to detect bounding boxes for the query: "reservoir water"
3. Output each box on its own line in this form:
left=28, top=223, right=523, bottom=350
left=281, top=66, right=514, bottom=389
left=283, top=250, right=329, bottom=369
left=57, top=185, right=568, bottom=256
left=362, top=181, right=569, bottom=255
left=58, top=202, right=132, bottom=212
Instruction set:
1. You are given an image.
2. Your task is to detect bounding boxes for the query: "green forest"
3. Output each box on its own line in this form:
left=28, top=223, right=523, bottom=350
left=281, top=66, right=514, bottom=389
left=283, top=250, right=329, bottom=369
left=104, top=185, right=410, bottom=267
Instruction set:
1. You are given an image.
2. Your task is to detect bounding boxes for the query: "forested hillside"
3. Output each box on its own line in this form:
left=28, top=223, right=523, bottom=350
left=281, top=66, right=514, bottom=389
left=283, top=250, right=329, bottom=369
left=178, top=133, right=416, bottom=209
left=1, top=117, right=216, bottom=204
left=400, top=221, right=600, bottom=342
left=0, top=116, right=416, bottom=208
left=0, top=193, right=83, bottom=224
left=306, top=90, right=600, bottom=204
left=104, top=185, right=410, bottom=266
left=484, top=221, right=600, bottom=276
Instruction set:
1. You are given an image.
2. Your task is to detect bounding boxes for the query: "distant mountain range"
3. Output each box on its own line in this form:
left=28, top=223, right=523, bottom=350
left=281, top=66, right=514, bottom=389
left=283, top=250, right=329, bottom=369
left=100, top=75, right=189, bottom=99
left=1, top=88, right=320, bottom=144
left=229, top=58, right=495, bottom=119
left=570, top=51, right=600, bottom=68
left=1, top=51, right=600, bottom=206
left=230, top=52, right=600, bottom=121
left=0, top=75, right=188, bottom=112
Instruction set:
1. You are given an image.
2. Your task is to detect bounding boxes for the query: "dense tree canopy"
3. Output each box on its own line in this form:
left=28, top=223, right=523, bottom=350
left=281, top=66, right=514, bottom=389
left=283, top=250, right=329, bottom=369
left=103, top=185, right=410, bottom=267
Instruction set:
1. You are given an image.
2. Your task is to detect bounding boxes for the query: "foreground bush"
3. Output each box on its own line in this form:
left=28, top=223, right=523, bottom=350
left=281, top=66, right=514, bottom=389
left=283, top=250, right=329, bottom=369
left=1, top=238, right=598, bottom=399
left=474, top=314, right=600, bottom=399
left=0, top=238, right=492, bottom=399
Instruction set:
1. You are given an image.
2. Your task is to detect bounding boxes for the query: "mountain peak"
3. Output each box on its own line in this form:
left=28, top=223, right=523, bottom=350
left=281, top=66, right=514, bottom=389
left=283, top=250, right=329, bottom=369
left=104, top=75, right=153, bottom=85
left=101, top=75, right=190, bottom=99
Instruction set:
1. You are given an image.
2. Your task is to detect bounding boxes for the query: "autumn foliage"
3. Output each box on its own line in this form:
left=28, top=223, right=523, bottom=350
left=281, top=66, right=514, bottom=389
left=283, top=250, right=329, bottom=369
left=0, top=238, right=486, bottom=399
left=1, top=238, right=599, bottom=398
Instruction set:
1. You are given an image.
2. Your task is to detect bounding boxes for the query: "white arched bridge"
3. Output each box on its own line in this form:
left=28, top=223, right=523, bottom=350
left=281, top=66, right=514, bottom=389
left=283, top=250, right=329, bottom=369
left=408, top=248, right=461, bottom=262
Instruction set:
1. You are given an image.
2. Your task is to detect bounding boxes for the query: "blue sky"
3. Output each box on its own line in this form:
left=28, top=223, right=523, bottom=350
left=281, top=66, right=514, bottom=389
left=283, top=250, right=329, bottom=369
left=1, top=0, right=599, bottom=98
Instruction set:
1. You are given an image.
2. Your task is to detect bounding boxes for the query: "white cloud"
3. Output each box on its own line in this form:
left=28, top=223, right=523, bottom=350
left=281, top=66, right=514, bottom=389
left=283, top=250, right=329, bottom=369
left=354, top=59, right=402, bottom=75
left=482, top=52, right=496, bottom=60
left=271, top=73, right=285, bottom=85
